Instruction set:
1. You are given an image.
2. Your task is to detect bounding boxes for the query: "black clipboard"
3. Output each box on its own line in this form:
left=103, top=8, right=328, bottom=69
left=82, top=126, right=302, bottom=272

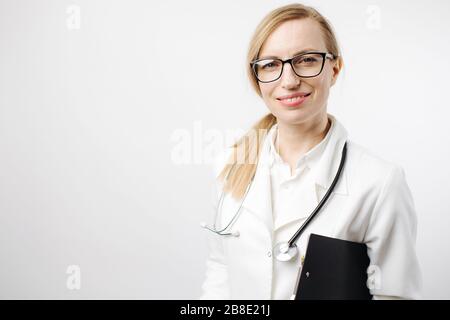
left=294, top=233, right=373, bottom=300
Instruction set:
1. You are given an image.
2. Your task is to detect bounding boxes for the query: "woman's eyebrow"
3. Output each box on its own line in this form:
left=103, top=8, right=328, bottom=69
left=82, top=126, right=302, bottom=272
left=259, top=48, right=319, bottom=60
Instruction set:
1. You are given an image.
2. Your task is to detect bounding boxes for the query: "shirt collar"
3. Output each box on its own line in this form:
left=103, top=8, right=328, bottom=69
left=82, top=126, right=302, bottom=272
left=256, top=113, right=348, bottom=199
left=267, top=115, right=335, bottom=171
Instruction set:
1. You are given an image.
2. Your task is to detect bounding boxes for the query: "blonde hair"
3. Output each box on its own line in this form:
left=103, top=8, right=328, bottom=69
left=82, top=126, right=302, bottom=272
left=218, top=3, right=342, bottom=200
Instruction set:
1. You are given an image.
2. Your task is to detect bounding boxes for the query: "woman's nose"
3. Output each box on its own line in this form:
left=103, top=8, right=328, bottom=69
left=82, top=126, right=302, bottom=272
left=280, top=63, right=300, bottom=88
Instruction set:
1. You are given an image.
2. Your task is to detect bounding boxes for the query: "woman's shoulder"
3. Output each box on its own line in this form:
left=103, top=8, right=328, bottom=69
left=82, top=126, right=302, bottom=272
left=347, top=140, right=398, bottom=168
left=345, top=140, right=407, bottom=190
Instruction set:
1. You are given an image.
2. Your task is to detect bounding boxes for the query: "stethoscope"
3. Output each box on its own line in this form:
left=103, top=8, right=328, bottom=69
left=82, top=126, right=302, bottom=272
left=201, top=141, right=347, bottom=262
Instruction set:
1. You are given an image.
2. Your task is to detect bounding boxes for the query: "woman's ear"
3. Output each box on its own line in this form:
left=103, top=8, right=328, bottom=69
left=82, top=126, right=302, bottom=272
left=330, top=56, right=343, bottom=87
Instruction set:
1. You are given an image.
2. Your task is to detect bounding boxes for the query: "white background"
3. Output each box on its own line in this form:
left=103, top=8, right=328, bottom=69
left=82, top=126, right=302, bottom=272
left=0, top=0, right=449, bottom=299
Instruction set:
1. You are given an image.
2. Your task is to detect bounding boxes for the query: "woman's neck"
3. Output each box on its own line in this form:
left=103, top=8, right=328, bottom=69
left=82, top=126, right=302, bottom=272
left=274, top=114, right=331, bottom=166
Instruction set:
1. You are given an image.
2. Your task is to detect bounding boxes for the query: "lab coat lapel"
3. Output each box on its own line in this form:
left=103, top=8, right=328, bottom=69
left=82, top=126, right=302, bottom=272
left=313, top=116, right=349, bottom=196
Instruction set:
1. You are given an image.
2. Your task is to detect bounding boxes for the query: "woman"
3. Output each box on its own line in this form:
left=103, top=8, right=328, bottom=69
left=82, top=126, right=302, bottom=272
left=200, top=3, right=422, bottom=300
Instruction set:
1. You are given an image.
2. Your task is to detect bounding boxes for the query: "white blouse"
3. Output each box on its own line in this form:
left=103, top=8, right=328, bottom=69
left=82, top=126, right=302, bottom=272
left=268, top=117, right=335, bottom=299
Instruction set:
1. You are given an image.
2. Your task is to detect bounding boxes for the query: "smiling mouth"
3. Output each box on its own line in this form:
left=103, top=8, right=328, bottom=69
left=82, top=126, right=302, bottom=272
left=278, top=93, right=310, bottom=103
left=276, top=93, right=312, bottom=107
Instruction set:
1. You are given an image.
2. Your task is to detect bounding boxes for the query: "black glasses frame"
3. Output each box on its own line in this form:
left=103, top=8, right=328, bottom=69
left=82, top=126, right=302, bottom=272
left=250, top=51, right=336, bottom=83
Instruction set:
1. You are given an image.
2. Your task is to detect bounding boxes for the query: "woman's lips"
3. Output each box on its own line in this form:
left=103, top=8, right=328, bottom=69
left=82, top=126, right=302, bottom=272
left=277, top=93, right=311, bottom=107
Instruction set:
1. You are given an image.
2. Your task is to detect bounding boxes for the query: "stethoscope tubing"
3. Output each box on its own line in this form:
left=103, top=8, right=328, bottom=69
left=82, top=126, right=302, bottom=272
left=203, top=141, right=347, bottom=250
left=286, top=141, right=347, bottom=246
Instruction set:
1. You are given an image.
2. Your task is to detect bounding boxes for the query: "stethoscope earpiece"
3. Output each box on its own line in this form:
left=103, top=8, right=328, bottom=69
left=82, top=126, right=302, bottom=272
left=201, top=221, right=240, bottom=237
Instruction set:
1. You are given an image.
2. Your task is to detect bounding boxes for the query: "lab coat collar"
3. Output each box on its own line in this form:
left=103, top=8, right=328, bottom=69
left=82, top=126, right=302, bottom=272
left=312, top=114, right=349, bottom=196
left=241, top=113, right=349, bottom=234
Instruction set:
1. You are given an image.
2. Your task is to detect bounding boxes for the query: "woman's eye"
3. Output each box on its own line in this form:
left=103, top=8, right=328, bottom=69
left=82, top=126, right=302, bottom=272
left=297, top=57, right=317, bottom=64
left=262, top=62, right=277, bottom=69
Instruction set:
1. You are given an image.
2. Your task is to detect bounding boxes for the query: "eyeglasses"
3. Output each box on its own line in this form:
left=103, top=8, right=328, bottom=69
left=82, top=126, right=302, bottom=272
left=250, top=51, right=336, bottom=83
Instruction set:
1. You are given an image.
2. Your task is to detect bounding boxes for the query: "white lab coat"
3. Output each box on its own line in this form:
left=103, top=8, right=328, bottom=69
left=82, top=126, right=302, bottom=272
left=200, top=115, right=422, bottom=300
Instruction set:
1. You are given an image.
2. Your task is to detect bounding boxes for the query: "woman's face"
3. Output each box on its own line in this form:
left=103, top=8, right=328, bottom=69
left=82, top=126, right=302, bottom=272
left=257, top=18, right=341, bottom=126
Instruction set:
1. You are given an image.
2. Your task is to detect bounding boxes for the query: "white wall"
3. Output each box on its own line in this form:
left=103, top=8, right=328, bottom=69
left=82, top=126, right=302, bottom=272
left=0, top=0, right=449, bottom=299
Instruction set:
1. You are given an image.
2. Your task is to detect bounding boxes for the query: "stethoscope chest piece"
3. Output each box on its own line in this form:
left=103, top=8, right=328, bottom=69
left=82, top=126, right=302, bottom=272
left=274, top=242, right=298, bottom=262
